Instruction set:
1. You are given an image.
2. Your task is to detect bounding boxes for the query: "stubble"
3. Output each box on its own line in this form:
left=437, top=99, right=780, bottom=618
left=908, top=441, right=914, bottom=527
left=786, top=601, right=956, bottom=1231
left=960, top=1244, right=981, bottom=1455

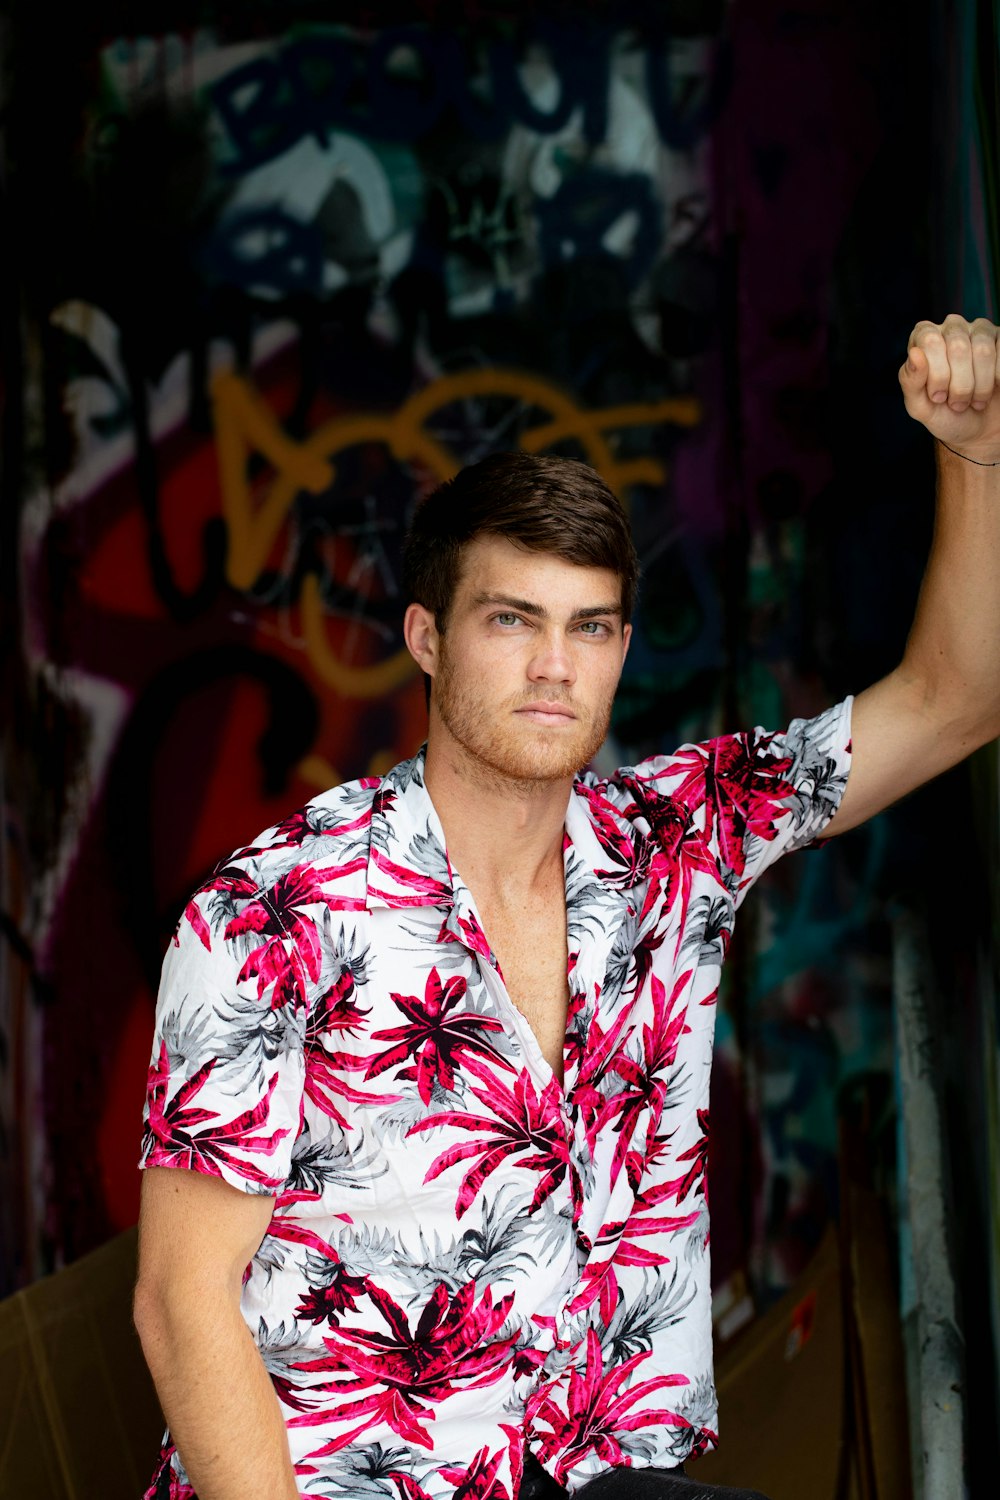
left=432, top=640, right=615, bottom=792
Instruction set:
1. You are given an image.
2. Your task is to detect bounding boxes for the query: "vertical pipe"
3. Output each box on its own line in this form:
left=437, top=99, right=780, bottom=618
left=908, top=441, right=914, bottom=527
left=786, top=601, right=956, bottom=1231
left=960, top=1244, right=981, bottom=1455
left=892, top=908, right=966, bottom=1500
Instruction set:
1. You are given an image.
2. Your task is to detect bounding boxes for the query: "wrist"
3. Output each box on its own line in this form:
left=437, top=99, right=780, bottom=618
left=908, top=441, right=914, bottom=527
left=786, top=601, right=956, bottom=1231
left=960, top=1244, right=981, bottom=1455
left=936, top=437, right=1000, bottom=467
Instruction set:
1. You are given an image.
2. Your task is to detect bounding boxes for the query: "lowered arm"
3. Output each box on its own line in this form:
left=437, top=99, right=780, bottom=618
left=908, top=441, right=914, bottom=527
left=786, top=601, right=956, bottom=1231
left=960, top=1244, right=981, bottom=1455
left=134, top=1167, right=301, bottom=1500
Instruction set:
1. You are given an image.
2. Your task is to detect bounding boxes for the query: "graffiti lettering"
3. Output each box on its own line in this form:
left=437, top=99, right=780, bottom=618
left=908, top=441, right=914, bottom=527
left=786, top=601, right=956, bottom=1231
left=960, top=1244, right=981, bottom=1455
left=644, top=31, right=733, bottom=152
left=209, top=22, right=728, bottom=174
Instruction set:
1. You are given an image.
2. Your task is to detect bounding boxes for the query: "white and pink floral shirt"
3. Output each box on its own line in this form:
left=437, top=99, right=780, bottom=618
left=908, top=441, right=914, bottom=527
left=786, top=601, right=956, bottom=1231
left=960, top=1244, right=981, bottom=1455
left=140, top=699, right=852, bottom=1500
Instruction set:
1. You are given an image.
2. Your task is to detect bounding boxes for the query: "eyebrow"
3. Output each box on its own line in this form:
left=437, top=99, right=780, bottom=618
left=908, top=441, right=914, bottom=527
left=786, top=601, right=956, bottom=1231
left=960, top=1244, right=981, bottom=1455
left=471, top=592, right=623, bottom=620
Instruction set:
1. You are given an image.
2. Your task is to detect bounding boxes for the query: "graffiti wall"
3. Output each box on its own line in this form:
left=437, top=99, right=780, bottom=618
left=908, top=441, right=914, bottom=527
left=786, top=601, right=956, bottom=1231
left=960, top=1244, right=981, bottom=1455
left=1, top=1, right=943, bottom=1311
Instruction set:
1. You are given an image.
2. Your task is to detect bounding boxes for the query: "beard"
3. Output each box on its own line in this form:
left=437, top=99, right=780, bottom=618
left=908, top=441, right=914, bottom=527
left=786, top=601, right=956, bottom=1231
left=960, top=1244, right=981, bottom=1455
left=432, top=642, right=615, bottom=787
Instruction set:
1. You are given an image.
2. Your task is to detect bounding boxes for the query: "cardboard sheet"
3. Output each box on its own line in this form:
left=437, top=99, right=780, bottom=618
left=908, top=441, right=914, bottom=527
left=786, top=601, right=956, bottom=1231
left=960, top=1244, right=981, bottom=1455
left=694, top=1227, right=846, bottom=1498
left=0, top=1227, right=163, bottom=1500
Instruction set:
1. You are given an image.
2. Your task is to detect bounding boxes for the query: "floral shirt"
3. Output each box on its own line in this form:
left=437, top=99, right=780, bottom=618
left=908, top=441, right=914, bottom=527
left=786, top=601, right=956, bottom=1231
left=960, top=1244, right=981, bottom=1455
left=139, top=698, right=853, bottom=1500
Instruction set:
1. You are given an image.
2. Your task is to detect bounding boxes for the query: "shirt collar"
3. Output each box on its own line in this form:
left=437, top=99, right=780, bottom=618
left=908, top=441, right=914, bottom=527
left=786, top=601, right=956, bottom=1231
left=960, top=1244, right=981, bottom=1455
left=365, top=751, right=651, bottom=914
left=365, top=748, right=455, bottom=910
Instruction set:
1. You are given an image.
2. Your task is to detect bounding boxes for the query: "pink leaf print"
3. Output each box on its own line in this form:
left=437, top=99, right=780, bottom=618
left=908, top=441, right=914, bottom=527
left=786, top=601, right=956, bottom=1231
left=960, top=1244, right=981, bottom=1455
left=302, top=1042, right=400, bottom=1132
left=628, top=1109, right=711, bottom=1211
left=575, top=783, right=655, bottom=886
left=597, top=972, right=692, bottom=1190
left=668, top=735, right=796, bottom=876
left=617, top=788, right=720, bottom=932
left=289, top=1280, right=518, bottom=1454
left=408, top=1071, right=573, bottom=1218
left=144, top=1041, right=289, bottom=1190
left=181, top=898, right=213, bottom=951
left=143, top=1443, right=197, bottom=1500
left=369, top=845, right=454, bottom=906
left=225, top=863, right=353, bottom=1010
left=311, top=968, right=370, bottom=1038
left=299, top=944, right=394, bottom=1130
left=295, top=1260, right=370, bottom=1323
left=365, top=967, right=513, bottom=1104
left=574, top=1003, right=641, bottom=1155
left=435, top=908, right=494, bottom=963
left=439, top=1441, right=514, bottom=1500
left=669, top=1110, right=710, bottom=1204
left=390, top=1474, right=434, bottom=1500
left=179, top=863, right=260, bottom=948
left=526, top=1329, right=689, bottom=1484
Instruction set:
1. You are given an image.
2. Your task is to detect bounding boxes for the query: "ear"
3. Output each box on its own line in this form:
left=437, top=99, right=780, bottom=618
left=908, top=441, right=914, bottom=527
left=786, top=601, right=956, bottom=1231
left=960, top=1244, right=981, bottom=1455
left=621, top=621, right=632, bottom=666
left=403, top=602, right=440, bottom=676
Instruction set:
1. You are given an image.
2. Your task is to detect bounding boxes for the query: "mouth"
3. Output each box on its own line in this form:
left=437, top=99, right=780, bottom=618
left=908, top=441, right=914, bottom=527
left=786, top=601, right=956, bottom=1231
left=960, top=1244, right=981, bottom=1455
left=515, top=703, right=577, bottom=725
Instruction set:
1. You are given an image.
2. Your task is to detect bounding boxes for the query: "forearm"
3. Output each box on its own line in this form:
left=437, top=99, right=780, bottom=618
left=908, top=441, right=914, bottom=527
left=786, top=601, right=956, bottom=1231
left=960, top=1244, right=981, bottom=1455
left=899, top=440, right=1000, bottom=741
left=135, top=1280, right=300, bottom=1500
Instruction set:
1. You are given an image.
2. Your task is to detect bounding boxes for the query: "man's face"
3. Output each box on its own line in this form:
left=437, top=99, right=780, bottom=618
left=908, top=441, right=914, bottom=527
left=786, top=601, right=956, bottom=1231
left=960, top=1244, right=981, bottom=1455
left=407, top=535, right=631, bottom=785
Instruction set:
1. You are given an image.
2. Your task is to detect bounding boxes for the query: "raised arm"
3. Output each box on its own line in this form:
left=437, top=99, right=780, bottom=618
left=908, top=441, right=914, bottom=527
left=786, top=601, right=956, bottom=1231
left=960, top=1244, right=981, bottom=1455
left=825, top=314, right=1000, bottom=836
left=134, top=1167, right=301, bottom=1500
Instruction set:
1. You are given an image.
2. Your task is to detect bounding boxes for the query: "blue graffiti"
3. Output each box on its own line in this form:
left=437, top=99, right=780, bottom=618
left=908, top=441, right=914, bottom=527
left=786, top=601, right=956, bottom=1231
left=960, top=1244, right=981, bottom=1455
left=201, top=206, right=325, bottom=297
left=534, top=168, right=663, bottom=289
left=644, top=30, right=733, bottom=152
left=200, top=207, right=326, bottom=297
left=209, top=22, right=730, bottom=175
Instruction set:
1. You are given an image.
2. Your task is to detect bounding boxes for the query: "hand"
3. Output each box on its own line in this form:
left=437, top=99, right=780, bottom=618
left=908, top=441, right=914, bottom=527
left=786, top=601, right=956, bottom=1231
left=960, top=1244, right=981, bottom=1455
left=899, top=314, right=1000, bottom=463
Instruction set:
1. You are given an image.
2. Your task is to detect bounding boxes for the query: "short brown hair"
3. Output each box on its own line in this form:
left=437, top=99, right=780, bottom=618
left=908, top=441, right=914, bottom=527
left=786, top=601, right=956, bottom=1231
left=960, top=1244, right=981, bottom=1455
left=403, top=452, right=639, bottom=627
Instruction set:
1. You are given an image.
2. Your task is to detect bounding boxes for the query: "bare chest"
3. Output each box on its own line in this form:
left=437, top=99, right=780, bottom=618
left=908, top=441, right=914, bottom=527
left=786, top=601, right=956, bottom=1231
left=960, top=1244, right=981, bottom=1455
left=475, top=895, right=570, bottom=1081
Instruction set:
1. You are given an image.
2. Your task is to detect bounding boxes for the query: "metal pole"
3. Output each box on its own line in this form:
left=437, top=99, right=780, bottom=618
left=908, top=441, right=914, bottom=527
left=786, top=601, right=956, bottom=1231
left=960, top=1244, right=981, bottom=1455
left=893, top=907, right=966, bottom=1500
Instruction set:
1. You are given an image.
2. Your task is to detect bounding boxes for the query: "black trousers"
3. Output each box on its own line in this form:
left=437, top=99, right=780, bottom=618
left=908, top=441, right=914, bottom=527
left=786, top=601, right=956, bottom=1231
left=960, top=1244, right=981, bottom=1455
left=517, top=1454, right=771, bottom=1500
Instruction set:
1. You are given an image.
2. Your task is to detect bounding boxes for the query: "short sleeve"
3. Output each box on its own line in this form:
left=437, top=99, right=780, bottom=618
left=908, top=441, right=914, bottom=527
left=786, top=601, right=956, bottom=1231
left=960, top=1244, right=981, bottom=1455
left=621, top=697, right=853, bottom=907
left=732, top=696, right=853, bottom=887
left=138, top=877, right=308, bottom=1196
left=703, top=696, right=854, bottom=899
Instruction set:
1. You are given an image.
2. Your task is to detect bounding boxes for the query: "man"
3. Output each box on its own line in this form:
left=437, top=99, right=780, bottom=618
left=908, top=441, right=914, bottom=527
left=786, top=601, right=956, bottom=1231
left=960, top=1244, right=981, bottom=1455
left=134, top=315, right=1000, bottom=1500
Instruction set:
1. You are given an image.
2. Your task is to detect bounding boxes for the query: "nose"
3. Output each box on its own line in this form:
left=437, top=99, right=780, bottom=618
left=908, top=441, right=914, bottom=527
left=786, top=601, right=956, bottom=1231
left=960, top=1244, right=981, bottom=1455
left=527, top=627, right=576, bottom=686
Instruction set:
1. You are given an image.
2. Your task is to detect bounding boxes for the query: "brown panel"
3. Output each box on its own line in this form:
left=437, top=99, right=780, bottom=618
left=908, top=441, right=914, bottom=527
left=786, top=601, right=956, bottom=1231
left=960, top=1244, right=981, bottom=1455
left=0, top=1229, right=164, bottom=1500
left=842, top=1181, right=912, bottom=1500
left=693, top=1227, right=847, bottom=1498
left=0, top=1293, right=72, bottom=1500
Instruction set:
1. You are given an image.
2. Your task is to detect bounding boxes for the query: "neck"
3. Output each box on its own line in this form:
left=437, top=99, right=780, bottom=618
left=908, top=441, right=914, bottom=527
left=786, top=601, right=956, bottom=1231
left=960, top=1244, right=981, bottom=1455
left=423, top=734, right=572, bottom=892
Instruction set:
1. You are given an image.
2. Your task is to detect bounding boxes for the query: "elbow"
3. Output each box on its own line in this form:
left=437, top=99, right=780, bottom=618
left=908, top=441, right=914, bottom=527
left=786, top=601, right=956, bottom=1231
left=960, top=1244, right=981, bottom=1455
left=936, top=705, right=1000, bottom=764
left=901, top=663, right=1000, bottom=755
left=133, top=1263, right=243, bottom=1368
left=948, top=696, right=1000, bottom=754
left=133, top=1273, right=170, bottom=1368
left=133, top=1270, right=199, bottom=1373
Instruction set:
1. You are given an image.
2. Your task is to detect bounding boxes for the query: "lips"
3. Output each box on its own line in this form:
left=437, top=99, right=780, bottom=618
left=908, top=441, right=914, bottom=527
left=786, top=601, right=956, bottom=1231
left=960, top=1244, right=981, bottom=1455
left=515, top=702, right=577, bottom=722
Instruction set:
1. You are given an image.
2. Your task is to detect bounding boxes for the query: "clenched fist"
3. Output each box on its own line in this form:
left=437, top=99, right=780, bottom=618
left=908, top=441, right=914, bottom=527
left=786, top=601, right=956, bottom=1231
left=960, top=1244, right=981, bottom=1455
left=900, top=314, right=1000, bottom=464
